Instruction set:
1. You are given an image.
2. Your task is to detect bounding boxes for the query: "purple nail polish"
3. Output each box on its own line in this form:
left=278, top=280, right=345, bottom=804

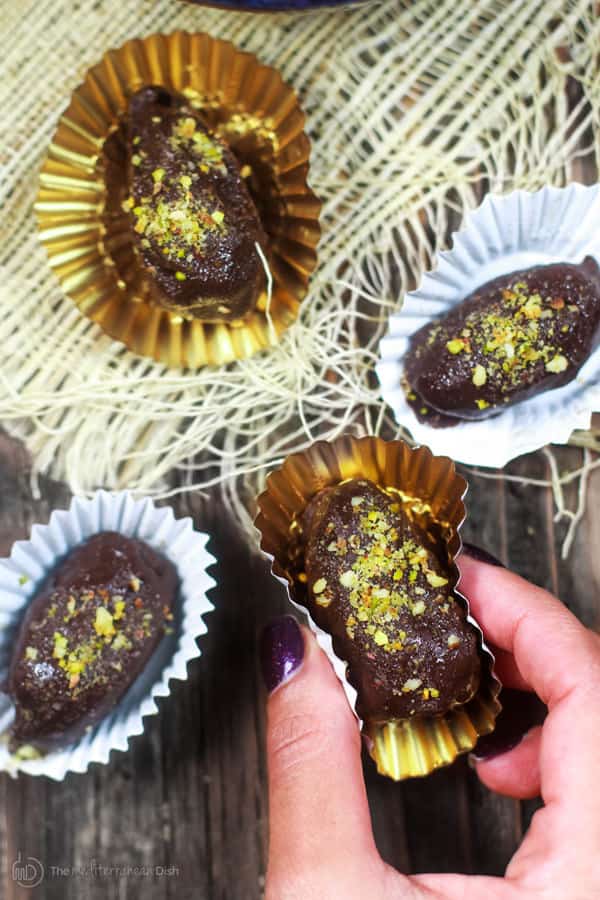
left=462, top=542, right=505, bottom=568
left=259, top=616, right=304, bottom=693
left=472, top=688, right=547, bottom=761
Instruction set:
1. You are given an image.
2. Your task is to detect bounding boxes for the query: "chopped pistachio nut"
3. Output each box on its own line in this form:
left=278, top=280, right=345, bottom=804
left=351, top=496, right=364, bottom=507
left=131, top=186, right=226, bottom=263
left=112, top=632, right=132, bottom=652
left=545, top=354, right=568, bottom=373
left=411, top=600, right=426, bottom=616
left=113, top=599, right=126, bottom=621
left=402, top=678, right=422, bottom=692
left=472, top=364, right=487, bottom=387
left=312, top=577, right=327, bottom=594
left=175, top=271, right=187, bottom=281
left=25, top=646, right=38, bottom=661
left=339, top=570, right=357, bottom=588
left=446, top=338, right=465, bottom=354
left=373, top=629, right=388, bottom=646
left=53, top=632, right=68, bottom=660
left=94, top=606, right=116, bottom=638
left=426, top=572, right=448, bottom=588
left=129, top=576, right=141, bottom=592
left=447, top=634, right=461, bottom=649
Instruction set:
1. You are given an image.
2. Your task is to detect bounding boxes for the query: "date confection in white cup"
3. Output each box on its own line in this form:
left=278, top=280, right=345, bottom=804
left=0, top=491, right=214, bottom=780
left=377, top=184, right=600, bottom=467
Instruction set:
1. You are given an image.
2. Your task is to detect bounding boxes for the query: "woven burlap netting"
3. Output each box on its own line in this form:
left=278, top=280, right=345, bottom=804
left=2, top=0, right=600, bottom=544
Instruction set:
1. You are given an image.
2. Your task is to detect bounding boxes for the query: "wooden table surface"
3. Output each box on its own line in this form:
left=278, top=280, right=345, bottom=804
left=0, top=426, right=598, bottom=900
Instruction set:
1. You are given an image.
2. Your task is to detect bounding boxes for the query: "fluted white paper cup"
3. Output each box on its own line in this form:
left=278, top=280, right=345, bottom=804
left=0, top=491, right=214, bottom=779
left=377, top=184, right=600, bottom=467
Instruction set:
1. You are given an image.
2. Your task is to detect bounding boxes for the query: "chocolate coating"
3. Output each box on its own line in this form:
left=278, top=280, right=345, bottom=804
left=123, top=86, right=267, bottom=321
left=8, top=532, right=178, bottom=751
left=404, top=257, right=600, bottom=422
left=300, top=479, right=480, bottom=723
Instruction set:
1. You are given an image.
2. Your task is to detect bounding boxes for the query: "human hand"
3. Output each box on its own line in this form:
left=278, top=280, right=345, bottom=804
left=259, top=550, right=600, bottom=900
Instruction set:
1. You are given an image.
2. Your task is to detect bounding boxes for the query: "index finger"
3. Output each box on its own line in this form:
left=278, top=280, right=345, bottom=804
left=457, top=553, right=600, bottom=710
left=458, top=552, right=600, bottom=862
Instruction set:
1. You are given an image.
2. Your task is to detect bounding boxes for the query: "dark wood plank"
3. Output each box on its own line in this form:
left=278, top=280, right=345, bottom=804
left=0, top=418, right=598, bottom=896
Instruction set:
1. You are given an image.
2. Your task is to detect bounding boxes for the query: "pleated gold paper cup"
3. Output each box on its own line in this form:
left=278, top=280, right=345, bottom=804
left=255, top=435, right=502, bottom=780
left=35, top=31, right=321, bottom=368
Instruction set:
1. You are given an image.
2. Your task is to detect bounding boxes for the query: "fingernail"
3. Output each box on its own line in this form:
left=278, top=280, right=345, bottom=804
left=259, top=615, right=305, bottom=694
left=471, top=688, right=547, bottom=761
left=462, top=542, right=505, bottom=568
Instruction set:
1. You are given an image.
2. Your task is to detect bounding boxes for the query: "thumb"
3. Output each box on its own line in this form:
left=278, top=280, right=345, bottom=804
left=259, top=616, right=384, bottom=899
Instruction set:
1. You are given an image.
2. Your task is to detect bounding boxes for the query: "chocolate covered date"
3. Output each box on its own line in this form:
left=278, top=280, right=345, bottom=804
left=299, top=479, right=480, bottom=723
left=121, top=86, right=267, bottom=321
left=405, top=257, right=600, bottom=422
left=8, top=532, right=178, bottom=751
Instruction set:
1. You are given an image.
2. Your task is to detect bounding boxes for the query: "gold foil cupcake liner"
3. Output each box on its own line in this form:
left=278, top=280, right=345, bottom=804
left=35, top=31, right=321, bottom=368
left=255, top=434, right=502, bottom=780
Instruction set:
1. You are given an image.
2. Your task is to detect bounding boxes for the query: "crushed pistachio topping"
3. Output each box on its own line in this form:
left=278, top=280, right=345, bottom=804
left=435, top=278, right=578, bottom=408
left=112, top=632, right=132, bottom=652
left=323, top=490, right=453, bottom=656
left=126, top=186, right=226, bottom=265
left=402, top=678, right=422, bottom=692
left=447, top=634, right=461, bottom=649
left=171, top=117, right=226, bottom=173
left=123, top=115, right=229, bottom=266
left=30, top=579, right=156, bottom=696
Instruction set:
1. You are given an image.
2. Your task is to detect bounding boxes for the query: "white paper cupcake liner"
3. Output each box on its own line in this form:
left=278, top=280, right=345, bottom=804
left=377, top=184, right=600, bottom=467
left=0, top=491, right=214, bottom=780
